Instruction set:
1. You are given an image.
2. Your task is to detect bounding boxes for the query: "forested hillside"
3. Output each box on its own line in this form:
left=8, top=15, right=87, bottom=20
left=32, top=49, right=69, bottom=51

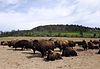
left=0, top=24, right=100, bottom=37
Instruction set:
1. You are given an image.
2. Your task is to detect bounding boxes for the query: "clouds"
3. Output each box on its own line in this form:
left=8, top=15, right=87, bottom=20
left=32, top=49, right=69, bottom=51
left=0, top=0, right=100, bottom=31
left=0, top=0, right=23, bottom=4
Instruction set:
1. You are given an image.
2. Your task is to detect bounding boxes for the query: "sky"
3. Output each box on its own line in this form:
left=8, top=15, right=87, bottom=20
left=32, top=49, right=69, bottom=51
left=0, top=0, right=100, bottom=31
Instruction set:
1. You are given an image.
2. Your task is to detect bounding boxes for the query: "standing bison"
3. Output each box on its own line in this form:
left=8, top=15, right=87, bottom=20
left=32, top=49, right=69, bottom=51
left=81, top=40, right=88, bottom=50
left=54, top=39, right=75, bottom=51
left=32, top=39, right=55, bottom=57
left=8, top=40, right=31, bottom=50
left=1, top=41, right=4, bottom=45
left=1, top=41, right=8, bottom=46
left=14, top=40, right=30, bottom=50
left=8, top=40, right=18, bottom=47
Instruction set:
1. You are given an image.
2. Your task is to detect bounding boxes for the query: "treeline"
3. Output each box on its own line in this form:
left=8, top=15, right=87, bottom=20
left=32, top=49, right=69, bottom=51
left=0, top=24, right=100, bottom=38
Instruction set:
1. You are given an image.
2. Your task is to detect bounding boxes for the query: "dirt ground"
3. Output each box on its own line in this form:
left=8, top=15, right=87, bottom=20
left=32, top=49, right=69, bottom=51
left=0, top=45, right=100, bottom=69
left=0, top=37, right=100, bottom=69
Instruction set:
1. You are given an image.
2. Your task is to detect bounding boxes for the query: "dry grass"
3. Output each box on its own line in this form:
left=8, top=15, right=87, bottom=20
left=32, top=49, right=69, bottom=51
left=0, top=36, right=100, bottom=41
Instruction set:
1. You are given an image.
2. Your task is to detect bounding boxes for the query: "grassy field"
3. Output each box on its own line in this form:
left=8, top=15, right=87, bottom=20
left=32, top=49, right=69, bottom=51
left=0, top=37, right=100, bottom=42
left=32, top=32, right=100, bottom=37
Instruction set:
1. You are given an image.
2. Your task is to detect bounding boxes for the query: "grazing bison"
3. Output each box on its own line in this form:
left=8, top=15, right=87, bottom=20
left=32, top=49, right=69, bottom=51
left=32, top=39, right=55, bottom=57
left=62, top=47, right=77, bottom=57
left=7, top=40, right=19, bottom=48
left=1, top=41, right=4, bottom=45
left=46, top=50, right=62, bottom=61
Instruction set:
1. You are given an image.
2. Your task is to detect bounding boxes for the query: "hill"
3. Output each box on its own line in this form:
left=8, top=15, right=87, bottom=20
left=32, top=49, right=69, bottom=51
left=0, top=24, right=100, bottom=37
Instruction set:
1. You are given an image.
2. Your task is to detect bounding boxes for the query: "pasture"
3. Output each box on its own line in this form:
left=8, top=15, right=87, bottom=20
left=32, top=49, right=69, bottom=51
left=0, top=37, right=100, bottom=69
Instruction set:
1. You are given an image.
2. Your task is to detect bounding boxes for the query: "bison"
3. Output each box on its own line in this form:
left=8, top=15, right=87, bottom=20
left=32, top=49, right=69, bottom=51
left=1, top=41, right=8, bottom=46
left=7, top=40, right=19, bottom=48
left=92, top=40, right=100, bottom=45
left=46, top=50, right=62, bottom=61
left=62, top=47, right=77, bottom=57
left=81, top=40, right=88, bottom=50
left=32, top=39, right=55, bottom=57
left=14, top=40, right=31, bottom=50
left=8, top=40, right=31, bottom=50
left=1, top=41, right=4, bottom=45
left=88, top=40, right=99, bottom=49
left=54, top=39, right=76, bottom=51
left=74, top=41, right=85, bottom=46
left=54, top=39, right=69, bottom=51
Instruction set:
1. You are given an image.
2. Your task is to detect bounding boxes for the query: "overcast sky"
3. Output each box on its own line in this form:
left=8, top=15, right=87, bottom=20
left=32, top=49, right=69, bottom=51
left=0, top=0, right=100, bottom=31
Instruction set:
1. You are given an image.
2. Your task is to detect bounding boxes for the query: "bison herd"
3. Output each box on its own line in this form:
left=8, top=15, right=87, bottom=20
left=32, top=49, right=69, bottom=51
left=1, top=38, right=100, bottom=61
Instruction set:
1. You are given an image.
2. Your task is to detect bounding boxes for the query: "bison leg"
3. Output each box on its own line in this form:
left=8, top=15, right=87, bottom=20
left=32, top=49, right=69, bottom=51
left=41, top=51, right=46, bottom=57
left=21, top=47, right=24, bottom=50
left=32, top=48, right=36, bottom=54
left=15, top=47, right=17, bottom=50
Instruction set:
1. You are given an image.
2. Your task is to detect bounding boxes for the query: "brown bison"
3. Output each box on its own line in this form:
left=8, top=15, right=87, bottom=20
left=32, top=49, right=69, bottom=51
left=62, top=47, right=77, bottom=57
left=68, top=40, right=76, bottom=48
left=74, top=41, right=83, bottom=46
left=1, top=41, right=4, bottom=45
left=32, top=39, right=55, bottom=57
left=88, top=40, right=99, bottom=49
left=8, top=40, right=31, bottom=50
left=46, top=50, right=62, bottom=61
left=92, top=40, right=100, bottom=45
left=54, top=39, right=75, bottom=51
left=14, top=40, right=30, bottom=50
left=1, top=41, right=8, bottom=46
left=81, top=40, right=88, bottom=50
left=7, top=40, right=18, bottom=47
left=48, top=38, right=57, bottom=42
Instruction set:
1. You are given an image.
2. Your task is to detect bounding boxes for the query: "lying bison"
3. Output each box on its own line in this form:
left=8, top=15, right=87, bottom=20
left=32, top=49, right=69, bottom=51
left=46, top=50, right=62, bottom=61
left=62, top=47, right=77, bottom=57
left=32, top=39, right=55, bottom=57
left=88, top=40, right=99, bottom=49
left=92, top=40, right=100, bottom=45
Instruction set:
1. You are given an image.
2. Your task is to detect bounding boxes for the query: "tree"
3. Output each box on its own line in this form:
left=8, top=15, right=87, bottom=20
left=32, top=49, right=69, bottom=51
left=93, top=33, right=96, bottom=38
left=80, top=31, right=83, bottom=37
